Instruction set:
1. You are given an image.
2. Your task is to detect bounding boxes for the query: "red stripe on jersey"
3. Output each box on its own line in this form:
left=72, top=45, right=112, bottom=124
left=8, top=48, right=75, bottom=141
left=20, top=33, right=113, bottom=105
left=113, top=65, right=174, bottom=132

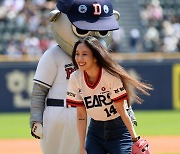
left=112, top=93, right=128, bottom=103
left=66, top=99, right=84, bottom=107
left=84, top=67, right=102, bottom=89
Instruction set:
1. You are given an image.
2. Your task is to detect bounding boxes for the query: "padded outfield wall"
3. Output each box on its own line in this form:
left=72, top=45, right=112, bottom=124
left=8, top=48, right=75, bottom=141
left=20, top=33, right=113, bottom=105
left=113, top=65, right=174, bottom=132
left=0, top=59, right=180, bottom=112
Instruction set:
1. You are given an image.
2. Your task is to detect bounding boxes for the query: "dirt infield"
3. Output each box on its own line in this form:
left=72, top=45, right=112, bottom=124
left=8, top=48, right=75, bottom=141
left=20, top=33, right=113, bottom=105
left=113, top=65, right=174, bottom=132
left=145, top=136, right=180, bottom=153
left=0, top=136, right=179, bottom=154
left=0, top=139, right=41, bottom=154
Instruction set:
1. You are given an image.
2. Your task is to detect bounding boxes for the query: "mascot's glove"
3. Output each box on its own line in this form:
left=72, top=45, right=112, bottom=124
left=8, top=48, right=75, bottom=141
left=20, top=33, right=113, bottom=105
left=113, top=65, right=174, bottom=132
left=31, top=122, right=43, bottom=139
left=131, top=136, right=151, bottom=154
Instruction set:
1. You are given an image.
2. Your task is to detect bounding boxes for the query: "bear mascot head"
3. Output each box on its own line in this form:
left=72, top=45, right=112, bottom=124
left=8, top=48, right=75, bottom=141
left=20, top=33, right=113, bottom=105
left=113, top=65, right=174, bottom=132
left=49, top=0, right=120, bottom=55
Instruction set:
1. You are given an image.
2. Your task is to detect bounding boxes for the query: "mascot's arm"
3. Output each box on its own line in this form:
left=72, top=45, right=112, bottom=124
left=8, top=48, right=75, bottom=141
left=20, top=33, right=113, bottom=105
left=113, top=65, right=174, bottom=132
left=30, top=83, right=49, bottom=139
left=30, top=83, right=49, bottom=127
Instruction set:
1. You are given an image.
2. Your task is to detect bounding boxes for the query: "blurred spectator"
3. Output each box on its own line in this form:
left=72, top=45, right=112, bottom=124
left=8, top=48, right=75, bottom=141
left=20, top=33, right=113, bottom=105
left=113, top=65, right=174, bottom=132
left=149, top=0, right=163, bottom=21
left=2, top=0, right=25, bottom=20
left=140, top=3, right=151, bottom=27
left=129, top=28, right=140, bottom=53
left=47, top=37, right=57, bottom=48
left=28, top=10, right=41, bottom=33
left=23, top=33, right=42, bottom=56
left=2, top=0, right=25, bottom=12
left=143, top=25, right=160, bottom=52
left=5, top=39, right=23, bottom=58
left=139, top=0, right=179, bottom=52
left=39, top=36, right=57, bottom=52
left=109, top=27, right=125, bottom=52
left=0, top=0, right=56, bottom=56
left=161, top=20, right=179, bottom=52
left=177, top=40, right=180, bottom=52
left=0, top=0, right=179, bottom=55
left=32, top=0, right=46, bottom=7
left=39, top=36, right=50, bottom=52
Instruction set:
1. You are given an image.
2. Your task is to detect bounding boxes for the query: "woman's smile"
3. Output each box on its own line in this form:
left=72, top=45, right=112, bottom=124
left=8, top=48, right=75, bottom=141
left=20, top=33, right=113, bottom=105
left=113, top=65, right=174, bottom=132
left=78, top=62, right=86, bottom=67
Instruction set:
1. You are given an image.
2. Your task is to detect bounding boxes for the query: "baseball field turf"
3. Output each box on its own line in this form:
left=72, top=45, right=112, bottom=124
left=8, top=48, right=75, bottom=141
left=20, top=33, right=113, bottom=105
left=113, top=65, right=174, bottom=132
left=0, top=110, right=179, bottom=139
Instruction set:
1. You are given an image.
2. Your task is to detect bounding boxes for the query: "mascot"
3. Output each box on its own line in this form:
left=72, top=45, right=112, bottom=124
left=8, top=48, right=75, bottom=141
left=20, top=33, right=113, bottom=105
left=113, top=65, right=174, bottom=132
left=30, top=0, right=136, bottom=153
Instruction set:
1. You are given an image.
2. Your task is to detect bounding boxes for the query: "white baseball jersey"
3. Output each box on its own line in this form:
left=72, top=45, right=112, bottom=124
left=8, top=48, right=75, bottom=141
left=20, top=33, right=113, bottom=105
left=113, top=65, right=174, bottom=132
left=33, top=45, right=79, bottom=154
left=34, top=45, right=75, bottom=102
left=66, top=68, right=128, bottom=121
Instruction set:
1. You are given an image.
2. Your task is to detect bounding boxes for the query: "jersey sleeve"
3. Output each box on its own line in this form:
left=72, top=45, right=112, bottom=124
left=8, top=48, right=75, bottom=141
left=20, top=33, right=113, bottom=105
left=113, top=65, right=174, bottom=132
left=66, top=73, right=84, bottom=107
left=110, top=76, right=128, bottom=103
left=33, top=47, right=58, bottom=89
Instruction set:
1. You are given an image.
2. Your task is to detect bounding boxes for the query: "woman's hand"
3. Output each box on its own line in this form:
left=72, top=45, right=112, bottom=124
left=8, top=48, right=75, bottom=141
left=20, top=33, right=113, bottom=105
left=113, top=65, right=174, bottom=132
left=80, top=147, right=87, bottom=154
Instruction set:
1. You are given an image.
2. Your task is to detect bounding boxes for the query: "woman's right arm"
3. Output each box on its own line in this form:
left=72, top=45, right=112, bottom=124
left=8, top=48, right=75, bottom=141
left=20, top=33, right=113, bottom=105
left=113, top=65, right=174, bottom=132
left=77, top=106, right=87, bottom=154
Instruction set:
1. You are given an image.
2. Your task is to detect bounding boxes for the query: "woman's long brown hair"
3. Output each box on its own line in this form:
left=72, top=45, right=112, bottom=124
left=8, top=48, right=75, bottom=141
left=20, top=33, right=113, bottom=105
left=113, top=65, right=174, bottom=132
left=72, top=36, right=153, bottom=106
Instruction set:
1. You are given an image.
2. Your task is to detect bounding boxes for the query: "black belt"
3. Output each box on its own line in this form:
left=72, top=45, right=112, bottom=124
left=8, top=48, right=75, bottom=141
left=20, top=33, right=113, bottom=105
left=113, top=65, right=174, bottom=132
left=47, top=98, right=76, bottom=108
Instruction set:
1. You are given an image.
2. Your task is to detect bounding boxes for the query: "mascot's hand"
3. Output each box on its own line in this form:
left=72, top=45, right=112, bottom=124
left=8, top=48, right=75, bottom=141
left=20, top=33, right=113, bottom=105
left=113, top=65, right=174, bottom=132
left=31, top=123, right=43, bottom=139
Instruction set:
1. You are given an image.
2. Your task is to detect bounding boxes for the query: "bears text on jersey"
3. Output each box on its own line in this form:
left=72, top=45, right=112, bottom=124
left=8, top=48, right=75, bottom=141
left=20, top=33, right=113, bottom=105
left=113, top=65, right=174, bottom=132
left=84, top=92, right=113, bottom=109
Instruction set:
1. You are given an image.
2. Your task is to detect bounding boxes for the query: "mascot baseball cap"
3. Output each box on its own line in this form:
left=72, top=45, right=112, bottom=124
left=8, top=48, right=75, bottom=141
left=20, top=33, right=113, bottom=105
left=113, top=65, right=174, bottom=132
left=56, top=0, right=119, bottom=31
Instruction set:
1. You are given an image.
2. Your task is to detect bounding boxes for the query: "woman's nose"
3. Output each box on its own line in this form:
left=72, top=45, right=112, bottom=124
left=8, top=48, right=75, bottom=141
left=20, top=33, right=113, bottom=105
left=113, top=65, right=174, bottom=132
left=77, top=55, right=83, bottom=61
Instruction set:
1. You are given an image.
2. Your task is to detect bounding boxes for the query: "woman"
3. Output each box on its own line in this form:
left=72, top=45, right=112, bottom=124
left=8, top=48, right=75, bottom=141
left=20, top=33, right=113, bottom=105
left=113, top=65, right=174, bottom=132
left=66, top=36, right=152, bottom=154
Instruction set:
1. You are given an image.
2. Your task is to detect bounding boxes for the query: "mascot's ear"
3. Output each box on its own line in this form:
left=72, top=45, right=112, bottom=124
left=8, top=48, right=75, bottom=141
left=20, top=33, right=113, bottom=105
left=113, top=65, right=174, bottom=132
left=113, top=10, right=120, bottom=21
left=49, top=10, right=61, bottom=22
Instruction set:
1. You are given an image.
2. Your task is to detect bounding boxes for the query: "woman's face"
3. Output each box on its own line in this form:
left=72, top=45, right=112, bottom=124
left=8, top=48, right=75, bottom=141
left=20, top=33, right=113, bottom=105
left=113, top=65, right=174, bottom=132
left=75, top=43, right=97, bottom=72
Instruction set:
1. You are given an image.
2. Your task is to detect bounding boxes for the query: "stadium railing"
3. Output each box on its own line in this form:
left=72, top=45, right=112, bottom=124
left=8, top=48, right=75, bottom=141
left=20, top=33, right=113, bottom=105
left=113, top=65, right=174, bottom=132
left=0, top=52, right=180, bottom=62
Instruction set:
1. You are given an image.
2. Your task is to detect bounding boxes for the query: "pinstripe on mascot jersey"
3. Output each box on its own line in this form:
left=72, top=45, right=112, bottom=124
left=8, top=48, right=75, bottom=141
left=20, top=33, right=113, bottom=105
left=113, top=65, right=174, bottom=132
left=30, top=0, right=136, bottom=154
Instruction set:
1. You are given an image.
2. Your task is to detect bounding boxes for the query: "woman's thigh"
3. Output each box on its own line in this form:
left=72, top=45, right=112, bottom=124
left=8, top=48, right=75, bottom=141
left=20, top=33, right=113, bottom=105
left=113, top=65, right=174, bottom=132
left=106, top=132, right=132, bottom=154
left=86, top=131, right=107, bottom=154
left=106, top=117, right=132, bottom=154
left=86, top=117, right=132, bottom=154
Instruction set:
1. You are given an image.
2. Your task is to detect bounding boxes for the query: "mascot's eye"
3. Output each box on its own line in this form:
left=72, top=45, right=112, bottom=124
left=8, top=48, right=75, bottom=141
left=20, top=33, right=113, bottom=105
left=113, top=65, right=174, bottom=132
left=72, top=25, right=90, bottom=37
left=76, top=28, right=89, bottom=35
left=95, top=31, right=109, bottom=37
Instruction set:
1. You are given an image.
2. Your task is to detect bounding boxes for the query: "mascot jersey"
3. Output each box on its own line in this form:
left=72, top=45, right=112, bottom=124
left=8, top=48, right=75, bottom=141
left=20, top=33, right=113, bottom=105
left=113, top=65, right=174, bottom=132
left=33, top=45, right=79, bottom=154
left=66, top=68, right=129, bottom=121
left=34, top=45, right=75, bottom=99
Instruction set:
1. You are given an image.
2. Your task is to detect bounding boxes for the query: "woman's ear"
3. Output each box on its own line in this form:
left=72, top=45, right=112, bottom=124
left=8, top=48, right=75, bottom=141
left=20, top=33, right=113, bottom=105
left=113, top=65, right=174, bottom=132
left=113, top=10, right=120, bottom=21
left=94, top=58, right=97, bottom=63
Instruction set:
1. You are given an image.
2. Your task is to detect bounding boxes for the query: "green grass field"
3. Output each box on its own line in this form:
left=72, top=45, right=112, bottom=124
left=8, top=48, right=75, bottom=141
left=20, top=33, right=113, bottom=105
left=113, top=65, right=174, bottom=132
left=134, top=110, right=180, bottom=136
left=0, top=110, right=180, bottom=139
left=0, top=112, right=31, bottom=139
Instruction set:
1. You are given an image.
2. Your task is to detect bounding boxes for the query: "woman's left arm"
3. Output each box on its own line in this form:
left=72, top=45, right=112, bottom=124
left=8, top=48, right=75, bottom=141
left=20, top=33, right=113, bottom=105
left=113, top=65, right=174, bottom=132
left=114, top=101, right=138, bottom=139
left=77, top=106, right=87, bottom=154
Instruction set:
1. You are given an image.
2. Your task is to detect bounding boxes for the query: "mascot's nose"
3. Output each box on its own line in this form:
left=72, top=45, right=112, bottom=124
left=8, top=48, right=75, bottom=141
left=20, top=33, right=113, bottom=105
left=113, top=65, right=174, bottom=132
left=97, top=38, right=107, bottom=48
